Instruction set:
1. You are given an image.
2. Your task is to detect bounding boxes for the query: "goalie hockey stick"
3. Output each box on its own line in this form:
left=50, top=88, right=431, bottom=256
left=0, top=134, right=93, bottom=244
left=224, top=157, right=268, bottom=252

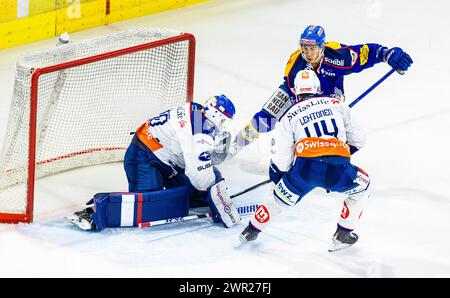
left=138, top=180, right=271, bottom=228
left=138, top=200, right=262, bottom=228
left=138, top=213, right=213, bottom=228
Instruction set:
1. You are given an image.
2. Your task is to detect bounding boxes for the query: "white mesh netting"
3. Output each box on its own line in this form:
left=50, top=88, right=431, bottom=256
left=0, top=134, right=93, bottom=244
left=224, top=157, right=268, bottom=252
left=0, top=28, right=194, bottom=217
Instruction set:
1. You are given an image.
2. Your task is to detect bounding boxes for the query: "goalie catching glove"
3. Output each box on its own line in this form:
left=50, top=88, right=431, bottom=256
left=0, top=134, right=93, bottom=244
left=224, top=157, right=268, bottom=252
left=211, top=131, right=232, bottom=165
left=207, top=179, right=241, bottom=227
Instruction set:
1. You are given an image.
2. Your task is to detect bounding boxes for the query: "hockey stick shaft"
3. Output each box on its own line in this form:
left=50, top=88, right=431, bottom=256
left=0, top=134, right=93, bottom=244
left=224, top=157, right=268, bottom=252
left=138, top=202, right=260, bottom=228
left=231, top=71, right=396, bottom=198
left=140, top=68, right=397, bottom=228
left=230, top=70, right=401, bottom=197
left=139, top=213, right=213, bottom=228
left=230, top=179, right=272, bottom=199
left=348, top=68, right=396, bottom=108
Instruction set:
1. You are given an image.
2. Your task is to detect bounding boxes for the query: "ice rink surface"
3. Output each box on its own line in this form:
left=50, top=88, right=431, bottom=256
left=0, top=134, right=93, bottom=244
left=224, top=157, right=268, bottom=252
left=1, top=0, right=450, bottom=277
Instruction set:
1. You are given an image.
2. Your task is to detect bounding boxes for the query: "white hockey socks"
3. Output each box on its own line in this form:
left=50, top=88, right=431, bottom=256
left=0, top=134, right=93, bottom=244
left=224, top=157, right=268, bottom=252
left=338, top=191, right=369, bottom=230
left=249, top=191, right=287, bottom=231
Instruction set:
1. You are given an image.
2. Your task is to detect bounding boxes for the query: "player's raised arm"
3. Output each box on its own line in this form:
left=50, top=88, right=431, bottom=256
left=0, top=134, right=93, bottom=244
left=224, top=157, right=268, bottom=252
left=338, top=43, right=413, bottom=74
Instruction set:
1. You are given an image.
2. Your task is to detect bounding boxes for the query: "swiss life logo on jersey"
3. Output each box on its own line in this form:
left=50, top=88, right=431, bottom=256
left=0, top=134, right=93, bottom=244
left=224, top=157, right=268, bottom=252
left=254, top=205, right=270, bottom=224
left=178, top=120, right=187, bottom=128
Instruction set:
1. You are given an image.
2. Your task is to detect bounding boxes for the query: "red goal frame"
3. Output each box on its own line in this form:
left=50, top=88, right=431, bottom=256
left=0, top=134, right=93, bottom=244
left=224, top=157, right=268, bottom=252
left=0, top=33, right=196, bottom=224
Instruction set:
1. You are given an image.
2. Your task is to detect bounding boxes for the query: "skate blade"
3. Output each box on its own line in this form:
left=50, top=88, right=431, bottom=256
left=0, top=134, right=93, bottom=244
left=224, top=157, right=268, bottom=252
left=328, top=239, right=353, bottom=252
left=239, top=234, right=248, bottom=244
left=64, top=216, right=92, bottom=231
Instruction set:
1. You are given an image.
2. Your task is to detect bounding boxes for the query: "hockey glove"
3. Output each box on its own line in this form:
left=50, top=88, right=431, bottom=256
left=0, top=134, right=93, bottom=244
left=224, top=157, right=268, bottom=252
left=207, top=179, right=241, bottom=228
left=349, top=144, right=359, bottom=155
left=211, top=131, right=232, bottom=165
left=384, top=47, right=413, bottom=72
left=269, top=161, right=286, bottom=184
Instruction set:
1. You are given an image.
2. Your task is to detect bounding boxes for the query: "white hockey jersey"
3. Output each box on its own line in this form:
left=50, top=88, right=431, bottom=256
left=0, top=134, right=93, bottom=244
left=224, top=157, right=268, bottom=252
left=271, top=96, right=366, bottom=172
left=135, top=102, right=217, bottom=191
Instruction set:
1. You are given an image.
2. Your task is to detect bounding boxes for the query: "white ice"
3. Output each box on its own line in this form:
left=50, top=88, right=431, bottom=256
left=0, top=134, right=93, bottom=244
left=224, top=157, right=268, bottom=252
left=0, top=0, right=450, bottom=277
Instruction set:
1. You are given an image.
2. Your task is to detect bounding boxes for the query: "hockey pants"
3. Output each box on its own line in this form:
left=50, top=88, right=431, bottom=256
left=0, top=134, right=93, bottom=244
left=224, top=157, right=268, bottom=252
left=250, top=156, right=370, bottom=232
left=124, top=136, right=220, bottom=207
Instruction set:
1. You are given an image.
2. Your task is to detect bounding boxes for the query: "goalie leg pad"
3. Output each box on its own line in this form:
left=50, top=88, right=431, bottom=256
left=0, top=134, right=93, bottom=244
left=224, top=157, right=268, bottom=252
left=90, top=187, right=190, bottom=230
left=207, top=180, right=241, bottom=228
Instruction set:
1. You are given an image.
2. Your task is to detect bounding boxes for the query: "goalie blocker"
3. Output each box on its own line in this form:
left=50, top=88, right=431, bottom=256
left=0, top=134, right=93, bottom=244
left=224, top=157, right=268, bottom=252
left=65, top=179, right=240, bottom=231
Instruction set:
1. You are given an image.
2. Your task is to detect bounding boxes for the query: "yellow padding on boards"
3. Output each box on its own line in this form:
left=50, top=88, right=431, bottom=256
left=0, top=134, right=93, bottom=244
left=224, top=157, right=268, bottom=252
left=0, top=11, right=55, bottom=49
left=107, top=0, right=209, bottom=23
left=56, top=0, right=105, bottom=35
left=0, top=0, right=17, bottom=22
left=55, top=0, right=98, bottom=9
left=29, top=0, right=55, bottom=16
left=0, top=0, right=210, bottom=49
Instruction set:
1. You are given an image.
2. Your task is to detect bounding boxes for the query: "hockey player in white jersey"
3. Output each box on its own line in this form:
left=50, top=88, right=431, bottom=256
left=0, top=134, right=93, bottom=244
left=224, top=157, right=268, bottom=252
left=239, top=70, right=370, bottom=252
left=65, top=95, right=241, bottom=231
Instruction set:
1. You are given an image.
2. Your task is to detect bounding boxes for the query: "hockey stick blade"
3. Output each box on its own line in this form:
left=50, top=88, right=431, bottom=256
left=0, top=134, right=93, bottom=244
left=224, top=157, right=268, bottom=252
left=139, top=213, right=213, bottom=228
left=138, top=202, right=260, bottom=229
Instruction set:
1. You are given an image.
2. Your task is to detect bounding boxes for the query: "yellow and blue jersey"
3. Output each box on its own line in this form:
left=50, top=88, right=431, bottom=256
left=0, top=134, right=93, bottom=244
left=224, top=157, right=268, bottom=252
left=239, top=42, right=388, bottom=143
left=283, top=42, right=385, bottom=99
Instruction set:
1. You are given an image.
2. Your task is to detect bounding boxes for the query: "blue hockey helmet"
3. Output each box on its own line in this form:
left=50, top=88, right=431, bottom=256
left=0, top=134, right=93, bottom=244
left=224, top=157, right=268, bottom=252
left=203, top=94, right=236, bottom=130
left=300, top=25, right=326, bottom=47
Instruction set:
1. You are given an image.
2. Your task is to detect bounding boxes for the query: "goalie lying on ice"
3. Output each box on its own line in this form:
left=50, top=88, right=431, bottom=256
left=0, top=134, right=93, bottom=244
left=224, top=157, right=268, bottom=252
left=65, top=95, right=241, bottom=231
left=239, top=70, right=371, bottom=252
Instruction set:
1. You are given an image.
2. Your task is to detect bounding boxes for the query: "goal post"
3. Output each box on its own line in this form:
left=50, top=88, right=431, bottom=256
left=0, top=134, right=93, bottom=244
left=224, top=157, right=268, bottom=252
left=0, top=28, right=196, bottom=223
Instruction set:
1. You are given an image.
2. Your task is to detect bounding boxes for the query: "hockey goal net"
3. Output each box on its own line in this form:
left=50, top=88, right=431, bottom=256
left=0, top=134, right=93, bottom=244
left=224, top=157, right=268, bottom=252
left=0, top=28, right=195, bottom=223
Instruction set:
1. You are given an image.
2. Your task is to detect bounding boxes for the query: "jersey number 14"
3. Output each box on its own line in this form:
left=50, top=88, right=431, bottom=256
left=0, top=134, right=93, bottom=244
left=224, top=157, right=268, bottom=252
left=304, top=118, right=338, bottom=138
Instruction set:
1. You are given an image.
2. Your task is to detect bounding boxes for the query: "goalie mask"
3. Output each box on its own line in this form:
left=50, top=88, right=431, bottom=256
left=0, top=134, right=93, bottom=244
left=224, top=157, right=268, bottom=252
left=203, top=94, right=236, bottom=130
left=293, top=70, right=321, bottom=101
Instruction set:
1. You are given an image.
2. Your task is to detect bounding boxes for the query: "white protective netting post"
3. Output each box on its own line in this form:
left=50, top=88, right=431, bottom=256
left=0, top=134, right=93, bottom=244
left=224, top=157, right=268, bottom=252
left=0, top=28, right=195, bottom=223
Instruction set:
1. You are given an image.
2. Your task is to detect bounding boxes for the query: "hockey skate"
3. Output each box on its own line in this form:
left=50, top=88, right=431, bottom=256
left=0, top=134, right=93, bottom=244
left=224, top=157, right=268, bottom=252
left=239, top=223, right=261, bottom=243
left=64, top=207, right=96, bottom=231
left=328, top=227, right=359, bottom=252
